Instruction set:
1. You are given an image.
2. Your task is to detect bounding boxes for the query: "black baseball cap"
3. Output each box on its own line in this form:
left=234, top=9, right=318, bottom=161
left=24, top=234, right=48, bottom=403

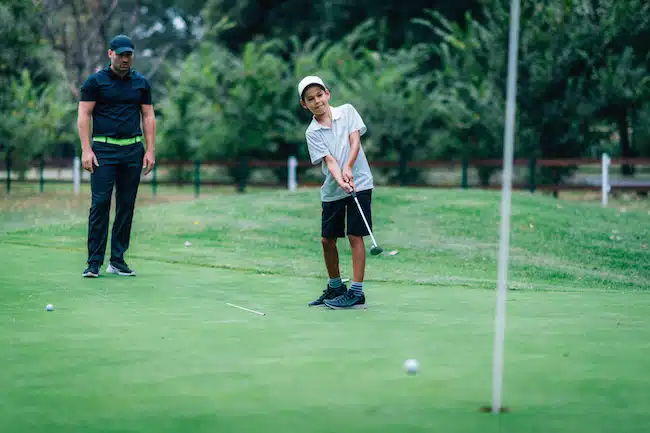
left=109, top=35, right=134, bottom=54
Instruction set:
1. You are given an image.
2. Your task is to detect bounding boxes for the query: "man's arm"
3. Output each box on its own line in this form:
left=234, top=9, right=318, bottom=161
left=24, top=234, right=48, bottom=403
left=141, top=104, right=156, bottom=175
left=77, top=101, right=98, bottom=173
left=141, top=104, right=156, bottom=153
left=77, top=101, right=95, bottom=153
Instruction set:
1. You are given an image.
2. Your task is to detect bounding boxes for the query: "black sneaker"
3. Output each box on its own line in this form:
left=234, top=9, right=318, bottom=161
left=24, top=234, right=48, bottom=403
left=324, top=290, right=367, bottom=309
left=82, top=263, right=100, bottom=278
left=308, top=284, right=347, bottom=306
left=106, top=261, right=136, bottom=276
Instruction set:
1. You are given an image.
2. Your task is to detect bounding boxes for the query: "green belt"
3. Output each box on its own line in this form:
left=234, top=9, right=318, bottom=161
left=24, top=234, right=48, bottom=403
left=93, top=135, right=143, bottom=145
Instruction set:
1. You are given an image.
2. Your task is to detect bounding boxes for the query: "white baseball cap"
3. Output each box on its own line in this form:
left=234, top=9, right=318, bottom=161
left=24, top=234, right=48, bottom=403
left=298, top=76, right=326, bottom=99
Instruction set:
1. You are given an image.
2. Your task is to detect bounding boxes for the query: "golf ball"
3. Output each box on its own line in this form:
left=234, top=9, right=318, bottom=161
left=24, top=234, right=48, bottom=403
left=45, top=304, right=54, bottom=312
left=404, top=359, right=418, bottom=374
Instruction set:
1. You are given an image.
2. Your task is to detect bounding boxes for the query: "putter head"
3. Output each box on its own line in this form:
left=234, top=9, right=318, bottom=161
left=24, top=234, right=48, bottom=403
left=370, top=246, right=384, bottom=256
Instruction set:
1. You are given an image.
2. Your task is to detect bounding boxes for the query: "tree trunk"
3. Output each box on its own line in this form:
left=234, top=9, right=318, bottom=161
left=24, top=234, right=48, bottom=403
left=618, top=107, right=634, bottom=176
left=477, top=167, right=492, bottom=187
left=399, top=150, right=409, bottom=186
left=236, top=155, right=250, bottom=193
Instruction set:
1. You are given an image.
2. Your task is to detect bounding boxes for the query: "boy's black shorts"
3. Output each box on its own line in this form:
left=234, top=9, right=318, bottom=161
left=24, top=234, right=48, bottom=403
left=321, top=189, right=372, bottom=239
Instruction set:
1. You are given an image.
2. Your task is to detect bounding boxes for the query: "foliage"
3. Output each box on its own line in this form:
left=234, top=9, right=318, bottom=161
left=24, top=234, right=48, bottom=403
left=413, top=0, right=650, bottom=184
left=158, top=39, right=294, bottom=190
left=0, top=70, right=76, bottom=175
left=3, top=0, right=650, bottom=189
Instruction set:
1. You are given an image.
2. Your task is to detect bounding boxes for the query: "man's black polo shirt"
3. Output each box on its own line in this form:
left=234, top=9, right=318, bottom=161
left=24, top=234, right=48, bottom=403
left=80, top=66, right=153, bottom=139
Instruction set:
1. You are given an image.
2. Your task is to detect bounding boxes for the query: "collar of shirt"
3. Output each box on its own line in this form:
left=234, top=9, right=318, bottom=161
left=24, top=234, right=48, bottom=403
left=309, top=105, right=342, bottom=131
left=107, top=66, right=133, bottom=80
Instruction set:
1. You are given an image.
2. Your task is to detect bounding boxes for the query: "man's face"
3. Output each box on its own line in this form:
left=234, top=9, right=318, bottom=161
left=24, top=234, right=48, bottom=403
left=301, top=85, right=330, bottom=116
left=109, top=49, right=133, bottom=72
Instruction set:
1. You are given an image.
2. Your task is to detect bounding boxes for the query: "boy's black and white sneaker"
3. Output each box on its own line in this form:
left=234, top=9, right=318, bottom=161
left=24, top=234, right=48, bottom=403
left=82, top=263, right=100, bottom=278
left=106, top=261, right=136, bottom=276
left=308, top=284, right=347, bottom=306
left=324, top=290, right=367, bottom=309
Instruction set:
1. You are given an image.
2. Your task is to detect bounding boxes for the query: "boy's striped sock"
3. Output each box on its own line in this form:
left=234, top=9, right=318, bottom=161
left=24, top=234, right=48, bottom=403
left=351, top=281, right=363, bottom=296
left=328, top=277, right=342, bottom=289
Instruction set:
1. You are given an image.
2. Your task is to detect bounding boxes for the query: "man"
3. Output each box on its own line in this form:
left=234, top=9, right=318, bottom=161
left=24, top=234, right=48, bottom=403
left=77, top=34, right=156, bottom=278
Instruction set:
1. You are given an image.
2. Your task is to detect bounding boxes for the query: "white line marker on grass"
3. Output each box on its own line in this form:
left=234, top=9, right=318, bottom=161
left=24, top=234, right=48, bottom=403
left=226, top=303, right=265, bottom=316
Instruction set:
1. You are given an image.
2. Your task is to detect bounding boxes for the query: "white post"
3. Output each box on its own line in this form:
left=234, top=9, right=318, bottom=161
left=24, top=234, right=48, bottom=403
left=492, top=0, right=521, bottom=415
left=73, top=156, right=81, bottom=195
left=288, top=156, right=298, bottom=191
left=601, top=153, right=610, bottom=206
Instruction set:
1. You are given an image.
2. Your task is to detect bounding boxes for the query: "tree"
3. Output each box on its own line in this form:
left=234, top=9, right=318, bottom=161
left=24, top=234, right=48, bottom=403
left=413, top=0, right=650, bottom=186
left=0, top=70, right=75, bottom=174
left=32, top=0, right=208, bottom=99
left=158, top=39, right=294, bottom=191
left=0, top=0, right=73, bottom=168
left=412, top=9, right=510, bottom=185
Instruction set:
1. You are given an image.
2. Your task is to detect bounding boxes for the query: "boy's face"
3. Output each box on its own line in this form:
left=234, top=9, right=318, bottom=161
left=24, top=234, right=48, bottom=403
left=300, top=85, right=330, bottom=116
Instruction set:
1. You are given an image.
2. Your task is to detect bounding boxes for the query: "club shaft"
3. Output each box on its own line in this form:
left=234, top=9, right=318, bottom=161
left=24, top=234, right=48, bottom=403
left=352, top=196, right=378, bottom=247
left=226, top=303, right=265, bottom=316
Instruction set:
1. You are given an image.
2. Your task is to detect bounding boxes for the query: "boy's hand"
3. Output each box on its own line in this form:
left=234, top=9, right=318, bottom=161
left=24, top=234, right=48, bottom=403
left=342, top=165, right=354, bottom=184
left=338, top=179, right=355, bottom=194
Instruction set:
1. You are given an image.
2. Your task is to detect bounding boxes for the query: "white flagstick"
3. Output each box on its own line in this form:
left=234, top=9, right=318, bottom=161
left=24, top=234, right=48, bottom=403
left=492, top=0, right=521, bottom=414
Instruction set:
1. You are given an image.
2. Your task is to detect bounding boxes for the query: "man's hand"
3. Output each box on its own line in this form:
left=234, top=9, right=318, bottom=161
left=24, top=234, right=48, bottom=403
left=82, top=149, right=99, bottom=173
left=143, top=150, right=155, bottom=175
left=342, top=165, right=354, bottom=184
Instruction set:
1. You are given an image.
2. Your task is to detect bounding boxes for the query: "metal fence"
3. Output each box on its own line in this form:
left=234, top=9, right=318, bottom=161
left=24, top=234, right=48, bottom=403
left=3, top=154, right=650, bottom=202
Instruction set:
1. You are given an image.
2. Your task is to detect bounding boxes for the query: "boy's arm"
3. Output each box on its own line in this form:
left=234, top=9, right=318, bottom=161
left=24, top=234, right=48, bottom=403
left=324, top=155, right=354, bottom=193
left=345, top=130, right=361, bottom=169
left=306, top=131, right=353, bottom=193
left=343, top=103, right=366, bottom=182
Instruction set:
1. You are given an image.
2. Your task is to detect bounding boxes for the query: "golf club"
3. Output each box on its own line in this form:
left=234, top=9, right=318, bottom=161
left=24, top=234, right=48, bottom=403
left=351, top=190, right=383, bottom=255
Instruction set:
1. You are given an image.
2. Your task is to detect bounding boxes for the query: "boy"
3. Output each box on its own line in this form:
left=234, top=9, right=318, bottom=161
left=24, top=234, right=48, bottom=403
left=298, top=76, right=374, bottom=309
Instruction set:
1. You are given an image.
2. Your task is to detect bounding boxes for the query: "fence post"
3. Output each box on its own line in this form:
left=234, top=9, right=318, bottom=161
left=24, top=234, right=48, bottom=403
left=152, top=163, right=157, bottom=197
left=39, top=158, right=45, bottom=193
left=236, top=156, right=249, bottom=193
left=399, top=155, right=409, bottom=186
left=73, top=156, right=81, bottom=195
left=602, top=153, right=611, bottom=206
left=5, top=149, right=11, bottom=194
left=194, top=160, right=200, bottom=198
left=528, top=156, right=536, bottom=193
left=288, top=156, right=298, bottom=191
left=461, top=157, right=469, bottom=189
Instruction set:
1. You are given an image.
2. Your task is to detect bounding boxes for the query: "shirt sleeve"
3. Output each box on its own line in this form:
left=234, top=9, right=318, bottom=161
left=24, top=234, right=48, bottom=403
left=306, top=131, right=329, bottom=165
left=140, top=79, right=153, bottom=105
left=346, top=104, right=367, bottom=136
left=79, top=76, right=98, bottom=102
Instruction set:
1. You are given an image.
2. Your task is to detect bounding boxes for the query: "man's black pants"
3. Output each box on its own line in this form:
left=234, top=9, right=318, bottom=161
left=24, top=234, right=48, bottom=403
left=87, top=142, right=144, bottom=266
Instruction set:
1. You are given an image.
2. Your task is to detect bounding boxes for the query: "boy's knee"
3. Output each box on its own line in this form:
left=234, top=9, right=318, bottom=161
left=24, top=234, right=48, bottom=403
left=347, top=234, right=364, bottom=244
left=322, top=237, right=337, bottom=248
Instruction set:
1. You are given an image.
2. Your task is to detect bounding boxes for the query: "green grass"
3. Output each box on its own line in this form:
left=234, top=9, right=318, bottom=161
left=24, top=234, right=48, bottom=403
left=1, top=185, right=649, bottom=433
